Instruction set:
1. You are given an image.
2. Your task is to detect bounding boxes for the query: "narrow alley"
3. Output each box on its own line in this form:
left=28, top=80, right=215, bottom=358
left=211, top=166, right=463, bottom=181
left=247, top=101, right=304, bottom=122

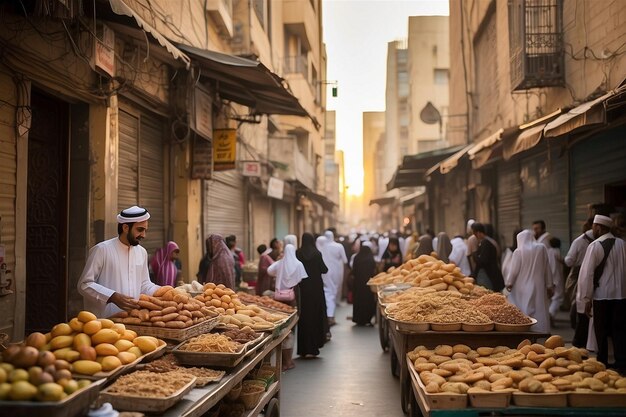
left=282, top=303, right=403, bottom=417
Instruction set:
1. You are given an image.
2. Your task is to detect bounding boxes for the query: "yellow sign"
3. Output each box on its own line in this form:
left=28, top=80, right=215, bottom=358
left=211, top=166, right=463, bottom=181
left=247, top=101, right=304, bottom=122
left=212, top=129, right=237, bottom=171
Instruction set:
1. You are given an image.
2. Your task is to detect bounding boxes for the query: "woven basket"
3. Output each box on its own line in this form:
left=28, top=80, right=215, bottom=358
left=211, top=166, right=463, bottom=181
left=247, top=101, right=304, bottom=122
left=240, top=384, right=265, bottom=410
left=226, top=381, right=242, bottom=401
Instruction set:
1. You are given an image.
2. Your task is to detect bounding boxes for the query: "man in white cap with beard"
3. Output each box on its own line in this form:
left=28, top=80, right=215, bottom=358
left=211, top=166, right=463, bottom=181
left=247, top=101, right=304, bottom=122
left=78, top=206, right=160, bottom=317
left=577, top=214, right=626, bottom=371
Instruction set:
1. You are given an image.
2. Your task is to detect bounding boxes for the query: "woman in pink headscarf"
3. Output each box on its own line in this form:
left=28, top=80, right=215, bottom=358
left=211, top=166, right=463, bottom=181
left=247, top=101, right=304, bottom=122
left=151, top=241, right=180, bottom=286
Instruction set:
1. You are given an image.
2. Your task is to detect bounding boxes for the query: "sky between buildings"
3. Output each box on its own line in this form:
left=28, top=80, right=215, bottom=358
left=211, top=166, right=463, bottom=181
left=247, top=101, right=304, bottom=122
left=323, top=0, right=449, bottom=196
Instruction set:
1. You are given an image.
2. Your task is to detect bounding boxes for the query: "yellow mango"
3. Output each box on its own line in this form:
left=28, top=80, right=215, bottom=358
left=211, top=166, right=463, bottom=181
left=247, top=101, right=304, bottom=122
left=73, top=333, right=92, bottom=350
left=91, top=329, right=119, bottom=345
left=120, top=330, right=137, bottom=341
left=77, top=311, right=97, bottom=323
left=127, top=347, right=143, bottom=358
left=114, top=339, right=134, bottom=352
left=111, top=323, right=126, bottom=336
left=64, top=350, right=80, bottom=363
left=117, top=352, right=137, bottom=365
left=71, top=360, right=102, bottom=376
left=82, top=320, right=102, bottom=336
left=68, top=318, right=84, bottom=332
left=98, top=319, right=114, bottom=329
left=101, top=356, right=122, bottom=372
left=94, top=343, right=119, bottom=357
left=133, top=336, right=157, bottom=354
left=50, top=335, right=74, bottom=350
left=51, top=323, right=73, bottom=338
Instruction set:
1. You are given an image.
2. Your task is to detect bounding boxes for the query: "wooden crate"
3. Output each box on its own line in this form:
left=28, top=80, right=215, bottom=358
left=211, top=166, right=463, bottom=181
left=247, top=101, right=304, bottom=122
left=568, top=392, right=626, bottom=407
left=468, top=390, right=511, bottom=408
left=408, top=358, right=468, bottom=410
left=512, top=392, right=567, bottom=407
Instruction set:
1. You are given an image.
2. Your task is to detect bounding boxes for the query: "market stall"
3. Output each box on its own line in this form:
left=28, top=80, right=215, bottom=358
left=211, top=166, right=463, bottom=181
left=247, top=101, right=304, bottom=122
left=406, top=338, right=626, bottom=417
left=368, top=255, right=552, bottom=413
left=0, top=283, right=298, bottom=417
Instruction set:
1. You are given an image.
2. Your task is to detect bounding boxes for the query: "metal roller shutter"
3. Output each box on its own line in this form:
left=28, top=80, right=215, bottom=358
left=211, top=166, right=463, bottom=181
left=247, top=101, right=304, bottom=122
left=118, top=106, right=166, bottom=256
left=520, top=148, right=569, bottom=251
left=571, top=128, right=626, bottom=239
left=496, top=161, right=521, bottom=249
left=204, top=171, right=246, bottom=248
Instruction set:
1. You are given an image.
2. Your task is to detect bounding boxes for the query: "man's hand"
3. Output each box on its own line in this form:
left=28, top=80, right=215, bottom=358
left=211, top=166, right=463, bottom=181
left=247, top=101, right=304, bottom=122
left=108, top=292, right=140, bottom=311
left=506, top=285, right=513, bottom=292
left=585, top=301, right=593, bottom=318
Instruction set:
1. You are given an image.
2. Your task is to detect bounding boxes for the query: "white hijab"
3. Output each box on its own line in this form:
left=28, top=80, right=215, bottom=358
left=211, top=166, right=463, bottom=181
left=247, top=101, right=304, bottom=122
left=316, top=236, right=328, bottom=252
left=324, top=230, right=335, bottom=242
left=268, top=244, right=308, bottom=289
left=284, top=234, right=297, bottom=247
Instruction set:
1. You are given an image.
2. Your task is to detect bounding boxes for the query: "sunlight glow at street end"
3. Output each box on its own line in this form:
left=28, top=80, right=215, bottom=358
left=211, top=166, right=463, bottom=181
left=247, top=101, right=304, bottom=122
left=323, top=0, right=450, bottom=197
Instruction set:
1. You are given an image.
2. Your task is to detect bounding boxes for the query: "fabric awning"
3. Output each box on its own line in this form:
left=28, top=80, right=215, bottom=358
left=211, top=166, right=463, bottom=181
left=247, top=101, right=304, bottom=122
left=178, top=44, right=309, bottom=118
left=369, top=196, right=396, bottom=206
left=502, top=123, right=545, bottom=160
left=432, top=144, right=473, bottom=175
left=108, top=0, right=190, bottom=68
left=386, top=145, right=466, bottom=190
left=543, top=91, right=613, bottom=138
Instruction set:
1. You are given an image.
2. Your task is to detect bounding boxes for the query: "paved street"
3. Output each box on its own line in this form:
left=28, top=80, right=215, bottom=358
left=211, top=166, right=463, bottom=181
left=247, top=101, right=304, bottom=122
left=281, top=303, right=404, bottom=417
left=281, top=303, right=575, bottom=417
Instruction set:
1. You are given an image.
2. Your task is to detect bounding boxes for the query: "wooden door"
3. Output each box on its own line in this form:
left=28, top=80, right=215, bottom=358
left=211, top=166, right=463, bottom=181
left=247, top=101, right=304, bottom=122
left=26, top=89, right=69, bottom=333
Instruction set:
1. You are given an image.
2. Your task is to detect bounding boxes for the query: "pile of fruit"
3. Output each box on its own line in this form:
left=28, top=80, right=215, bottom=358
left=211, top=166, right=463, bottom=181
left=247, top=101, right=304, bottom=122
left=194, top=284, right=287, bottom=331
left=0, top=341, right=91, bottom=402
left=110, top=286, right=218, bottom=329
left=409, top=335, right=626, bottom=394
left=8, top=311, right=164, bottom=381
left=368, top=255, right=480, bottom=295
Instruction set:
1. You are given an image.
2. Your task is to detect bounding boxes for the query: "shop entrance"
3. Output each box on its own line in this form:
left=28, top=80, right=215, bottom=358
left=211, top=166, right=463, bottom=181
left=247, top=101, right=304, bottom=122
left=25, top=89, right=69, bottom=333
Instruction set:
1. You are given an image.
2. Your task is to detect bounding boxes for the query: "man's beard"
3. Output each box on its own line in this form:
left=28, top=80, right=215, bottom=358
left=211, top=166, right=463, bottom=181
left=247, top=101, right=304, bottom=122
left=128, top=233, right=142, bottom=246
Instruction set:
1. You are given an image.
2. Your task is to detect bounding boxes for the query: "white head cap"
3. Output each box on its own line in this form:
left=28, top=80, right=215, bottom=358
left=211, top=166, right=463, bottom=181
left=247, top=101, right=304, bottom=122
left=117, top=206, right=150, bottom=223
left=593, top=214, right=612, bottom=228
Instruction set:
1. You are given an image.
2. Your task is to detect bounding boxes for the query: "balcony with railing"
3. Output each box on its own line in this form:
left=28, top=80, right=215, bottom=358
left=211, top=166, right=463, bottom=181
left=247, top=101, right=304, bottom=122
left=206, top=0, right=233, bottom=37
left=509, top=0, right=564, bottom=90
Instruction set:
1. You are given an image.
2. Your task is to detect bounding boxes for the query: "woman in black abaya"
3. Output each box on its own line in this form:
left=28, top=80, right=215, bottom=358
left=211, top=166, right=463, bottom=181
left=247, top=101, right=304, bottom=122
left=352, top=242, right=377, bottom=326
left=296, top=233, right=329, bottom=357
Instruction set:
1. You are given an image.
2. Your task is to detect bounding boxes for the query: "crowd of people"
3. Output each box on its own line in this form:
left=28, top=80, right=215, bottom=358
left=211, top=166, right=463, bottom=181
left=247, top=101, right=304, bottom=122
left=80, top=203, right=624, bottom=375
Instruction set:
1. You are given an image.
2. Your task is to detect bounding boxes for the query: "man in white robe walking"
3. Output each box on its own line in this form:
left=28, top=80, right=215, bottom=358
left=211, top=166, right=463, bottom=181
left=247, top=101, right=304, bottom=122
left=78, top=206, right=160, bottom=317
left=322, top=230, right=348, bottom=326
left=505, top=230, right=553, bottom=333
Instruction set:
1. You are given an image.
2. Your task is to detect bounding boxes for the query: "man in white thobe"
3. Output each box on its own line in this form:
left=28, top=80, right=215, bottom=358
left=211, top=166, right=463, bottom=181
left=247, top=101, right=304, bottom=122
left=577, top=215, right=626, bottom=370
left=505, top=230, right=553, bottom=333
left=322, top=231, right=348, bottom=325
left=449, top=236, right=471, bottom=276
left=533, top=220, right=560, bottom=320
left=78, top=206, right=160, bottom=318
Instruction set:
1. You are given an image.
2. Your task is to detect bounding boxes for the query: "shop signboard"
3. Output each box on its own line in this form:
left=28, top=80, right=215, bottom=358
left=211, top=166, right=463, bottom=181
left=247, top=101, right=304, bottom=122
left=191, top=134, right=212, bottom=179
left=213, top=128, right=237, bottom=171
left=268, top=177, right=284, bottom=200
left=193, top=87, right=213, bottom=140
left=242, top=161, right=261, bottom=177
left=94, top=24, right=115, bottom=77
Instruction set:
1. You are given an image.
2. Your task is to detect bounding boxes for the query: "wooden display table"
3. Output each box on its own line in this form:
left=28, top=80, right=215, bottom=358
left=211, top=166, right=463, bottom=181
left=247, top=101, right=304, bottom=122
left=388, top=320, right=549, bottom=414
left=158, top=314, right=297, bottom=417
left=407, top=357, right=626, bottom=417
